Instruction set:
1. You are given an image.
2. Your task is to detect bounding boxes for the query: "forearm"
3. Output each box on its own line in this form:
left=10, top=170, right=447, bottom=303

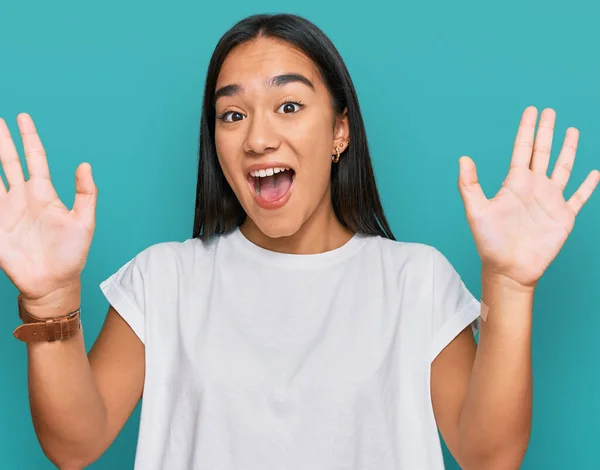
left=23, top=287, right=107, bottom=468
left=458, top=273, right=534, bottom=469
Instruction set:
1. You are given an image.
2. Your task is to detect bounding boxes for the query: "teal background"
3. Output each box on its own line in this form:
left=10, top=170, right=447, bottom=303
left=1, top=0, right=599, bottom=468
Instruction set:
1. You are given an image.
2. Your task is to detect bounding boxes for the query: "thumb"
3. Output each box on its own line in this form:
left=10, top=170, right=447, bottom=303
left=71, top=162, right=98, bottom=230
left=458, top=156, right=487, bottom=215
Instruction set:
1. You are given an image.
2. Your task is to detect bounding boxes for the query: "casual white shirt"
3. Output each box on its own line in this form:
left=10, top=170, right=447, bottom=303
left=100, top=227, right=480, bottom=469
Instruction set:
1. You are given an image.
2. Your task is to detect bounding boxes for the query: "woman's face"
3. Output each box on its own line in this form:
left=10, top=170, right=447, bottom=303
left=214, top=37, right=349, bottom=239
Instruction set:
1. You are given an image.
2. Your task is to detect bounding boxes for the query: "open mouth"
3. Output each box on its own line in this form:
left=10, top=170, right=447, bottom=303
left=246, top=166, right=295, bottom=207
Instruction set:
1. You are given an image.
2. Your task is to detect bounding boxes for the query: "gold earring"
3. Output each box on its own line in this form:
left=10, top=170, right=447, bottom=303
left=332, top=147, right=341, bottom=163
left=332, top=139, right=349, bottom=163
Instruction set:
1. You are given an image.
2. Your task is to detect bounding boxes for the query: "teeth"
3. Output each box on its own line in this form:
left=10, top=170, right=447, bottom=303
left=250, top=167, right=290, bottom=178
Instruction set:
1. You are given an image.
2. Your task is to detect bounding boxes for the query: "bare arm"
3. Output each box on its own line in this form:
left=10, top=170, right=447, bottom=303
left=436, top=106, right=599, bottom=468
left=431, top=274, right=533, bottom=470
left=26, top=287, right=145, bottom=469
left=0, top=114, right=144, bottom=467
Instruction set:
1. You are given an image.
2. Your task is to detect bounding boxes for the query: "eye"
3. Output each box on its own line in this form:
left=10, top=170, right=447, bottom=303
left=218, top=111, right=245, bottom=123
left=277, top=101, right=303, bottom=114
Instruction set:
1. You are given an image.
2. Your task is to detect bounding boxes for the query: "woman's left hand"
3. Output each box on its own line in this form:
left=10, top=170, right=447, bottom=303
left=458, top=106, right=599, bottom=290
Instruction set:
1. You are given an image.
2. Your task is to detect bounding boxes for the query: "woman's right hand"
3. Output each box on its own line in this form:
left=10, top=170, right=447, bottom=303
left=0, top=114, right=97, bottom=316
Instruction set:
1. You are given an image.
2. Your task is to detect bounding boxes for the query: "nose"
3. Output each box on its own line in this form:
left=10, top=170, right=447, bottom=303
left=243, top=111, right=280, bottom=156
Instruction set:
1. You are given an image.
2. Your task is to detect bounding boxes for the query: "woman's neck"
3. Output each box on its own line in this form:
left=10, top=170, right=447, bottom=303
left=240, top=205, right=354, bottom=255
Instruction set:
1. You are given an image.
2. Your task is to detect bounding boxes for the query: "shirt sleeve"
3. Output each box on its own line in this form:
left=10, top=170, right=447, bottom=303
left=99, top=252, right=149, bottom=344
left=430, top=247, right=481, bottom=362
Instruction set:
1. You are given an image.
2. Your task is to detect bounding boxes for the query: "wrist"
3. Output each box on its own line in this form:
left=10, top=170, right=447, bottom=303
left=19, top=282, right=82, bottom=319
left=481, top=269, right=536, bottom=296
left=480, top=271, right=534, bottom=328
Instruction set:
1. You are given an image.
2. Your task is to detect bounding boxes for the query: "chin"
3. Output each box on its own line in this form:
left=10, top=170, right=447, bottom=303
left=249, top=213, right=304, bottom=240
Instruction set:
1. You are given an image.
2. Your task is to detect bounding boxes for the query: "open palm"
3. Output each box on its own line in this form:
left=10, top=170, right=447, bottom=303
left=0, top=114, right=97, bottom=302
left=458, top=107, right=599, bottom=288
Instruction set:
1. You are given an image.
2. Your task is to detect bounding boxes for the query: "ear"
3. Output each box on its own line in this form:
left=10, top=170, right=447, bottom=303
left=332, top=107, right=350, bottom=154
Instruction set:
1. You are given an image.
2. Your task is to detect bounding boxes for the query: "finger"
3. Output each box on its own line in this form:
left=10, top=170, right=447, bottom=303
left=550, top=127, right=580, bottom=190
left=567, top=169, right=600, bottom=215
left=510, top=106, right=538, bottom=169
left=0, top=117, right=26, bottom=188
left=17, top=113, right=51, bottom=180
left=530, top=108, right=556, bottom=175
left=458, top=156, right=487, bottom=215
left=71, top=162, right=98, bottom=231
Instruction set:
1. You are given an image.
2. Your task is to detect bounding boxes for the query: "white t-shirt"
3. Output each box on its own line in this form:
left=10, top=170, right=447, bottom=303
left=99, top=227, right=480, bottom=469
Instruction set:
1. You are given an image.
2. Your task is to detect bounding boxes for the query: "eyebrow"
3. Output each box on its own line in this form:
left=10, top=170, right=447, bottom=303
left=214, top=73, right=315, bottom=103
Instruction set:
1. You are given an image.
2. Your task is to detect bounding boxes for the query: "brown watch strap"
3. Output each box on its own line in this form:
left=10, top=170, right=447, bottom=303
left=13, top=295, right=81, bottom=343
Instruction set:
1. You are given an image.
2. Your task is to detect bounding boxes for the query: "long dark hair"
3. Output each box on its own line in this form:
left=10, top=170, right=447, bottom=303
left=192, top=13, right=395, bottom=241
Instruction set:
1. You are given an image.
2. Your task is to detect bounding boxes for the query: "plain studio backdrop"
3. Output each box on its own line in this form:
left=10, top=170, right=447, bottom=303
left=1, top=0, right=599, bottom=468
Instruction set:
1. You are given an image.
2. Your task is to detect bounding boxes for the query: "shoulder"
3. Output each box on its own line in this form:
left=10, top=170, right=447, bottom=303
left=125, top=236, right=219, bottom=273
left=362, top=235, right=440, bottom=267
left=362, top=235, right=464, bottom=284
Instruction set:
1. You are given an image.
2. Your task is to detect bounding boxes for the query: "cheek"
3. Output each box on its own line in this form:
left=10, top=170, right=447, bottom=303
left=291, top=116, right=334, bottom=184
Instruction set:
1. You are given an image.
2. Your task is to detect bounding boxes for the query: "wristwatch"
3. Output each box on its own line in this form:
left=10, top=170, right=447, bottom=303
left=13, top=295, right=81, bottom=342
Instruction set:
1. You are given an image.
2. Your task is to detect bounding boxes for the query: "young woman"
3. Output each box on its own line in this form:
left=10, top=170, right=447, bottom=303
left=2, top=13, right=598, bottom=470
